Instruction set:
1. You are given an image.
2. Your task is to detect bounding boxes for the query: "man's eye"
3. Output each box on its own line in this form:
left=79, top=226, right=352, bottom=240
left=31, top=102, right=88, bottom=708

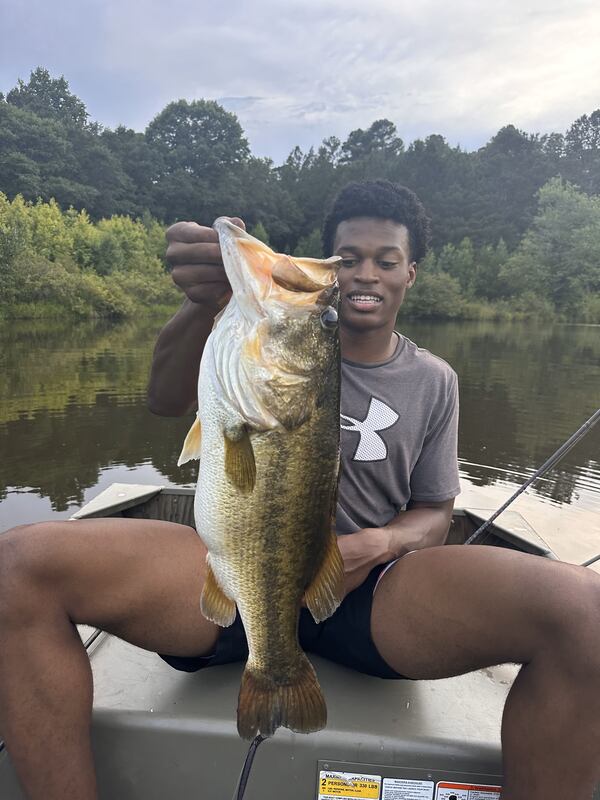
left=340, top=259, right=357, bottom=268
left=379, top=261, right=398, bottom=269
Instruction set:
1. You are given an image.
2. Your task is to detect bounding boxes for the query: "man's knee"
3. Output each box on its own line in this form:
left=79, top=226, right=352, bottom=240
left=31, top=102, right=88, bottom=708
left=540, top=566, right=600, bottom=673
left=0, top=522, right=69, bottom=623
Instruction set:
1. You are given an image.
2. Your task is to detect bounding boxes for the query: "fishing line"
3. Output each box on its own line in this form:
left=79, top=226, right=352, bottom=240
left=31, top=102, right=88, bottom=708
left=231, top=734, right=267, bottom=800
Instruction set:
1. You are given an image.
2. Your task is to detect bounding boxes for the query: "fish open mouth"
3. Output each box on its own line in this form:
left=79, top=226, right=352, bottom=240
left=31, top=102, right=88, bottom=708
left=214, top=217, right=339, bottom=312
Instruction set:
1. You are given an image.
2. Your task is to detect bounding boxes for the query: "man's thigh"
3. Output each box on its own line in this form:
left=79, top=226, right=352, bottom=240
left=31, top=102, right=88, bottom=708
left=2, top=517, right=218, bottom=658
left=371, top=544, right=598, bottom=679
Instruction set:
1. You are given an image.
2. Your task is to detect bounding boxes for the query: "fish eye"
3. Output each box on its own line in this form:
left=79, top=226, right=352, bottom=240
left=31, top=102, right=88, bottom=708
left=320, top=306, right=338, bottom=330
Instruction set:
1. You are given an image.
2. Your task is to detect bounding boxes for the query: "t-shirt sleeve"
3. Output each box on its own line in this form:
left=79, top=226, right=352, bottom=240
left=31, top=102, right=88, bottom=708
left=409, top=370, right=460, bottom=502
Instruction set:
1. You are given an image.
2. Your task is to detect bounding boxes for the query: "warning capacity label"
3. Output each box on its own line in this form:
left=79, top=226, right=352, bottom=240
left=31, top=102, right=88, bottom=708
left=435, top=782, right=501, bottom=800
left=318, top=771, right=382, bottom=799
left=382, top=777, right=434, bottom=799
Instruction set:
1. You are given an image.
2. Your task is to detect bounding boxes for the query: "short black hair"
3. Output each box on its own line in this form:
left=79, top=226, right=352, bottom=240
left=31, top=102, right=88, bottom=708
left=322, top=179, right=430, bottom=263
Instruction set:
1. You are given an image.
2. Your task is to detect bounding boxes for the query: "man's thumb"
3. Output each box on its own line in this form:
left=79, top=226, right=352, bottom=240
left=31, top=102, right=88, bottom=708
left=228, top=217, right=246, bottom=231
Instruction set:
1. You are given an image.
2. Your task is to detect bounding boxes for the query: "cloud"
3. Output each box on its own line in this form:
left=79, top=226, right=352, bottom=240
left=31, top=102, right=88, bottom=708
left=1, top=0, right=598, bottom=162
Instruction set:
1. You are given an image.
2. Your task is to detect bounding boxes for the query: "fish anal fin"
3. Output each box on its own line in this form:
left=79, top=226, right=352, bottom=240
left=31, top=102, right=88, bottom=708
left=303, top=530, right=344, bottom=623
left=224, top=427, right=256, bottom=493
left=177, top=417, right=202, bottom=466
left=200, top=560, right=236, bottom=627
left=237, top=653, right=326, bottom=739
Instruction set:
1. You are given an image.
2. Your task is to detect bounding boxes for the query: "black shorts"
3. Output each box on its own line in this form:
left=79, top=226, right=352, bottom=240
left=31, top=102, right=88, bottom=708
left=159, top=564, right=404, bottom=680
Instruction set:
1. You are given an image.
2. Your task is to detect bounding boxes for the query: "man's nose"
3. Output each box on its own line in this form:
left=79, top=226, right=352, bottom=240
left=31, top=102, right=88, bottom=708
left=354, top=259, right=379, bottom=282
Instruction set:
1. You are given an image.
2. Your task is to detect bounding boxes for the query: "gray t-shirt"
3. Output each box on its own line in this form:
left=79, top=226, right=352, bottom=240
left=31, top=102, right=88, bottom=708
left=335, top=333, right=460, bottom=534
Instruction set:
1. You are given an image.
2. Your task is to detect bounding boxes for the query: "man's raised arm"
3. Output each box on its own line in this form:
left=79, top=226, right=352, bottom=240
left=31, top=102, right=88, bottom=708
left=147, top=218, right=243, bottom=417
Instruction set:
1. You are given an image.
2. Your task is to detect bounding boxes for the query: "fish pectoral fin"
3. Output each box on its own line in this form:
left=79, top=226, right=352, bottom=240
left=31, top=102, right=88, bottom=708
left=201, top=560, right=237, bottom=627
left=224, top=427, right=256, bottom=493
left=177, top=417, right=202, bottom=466
left=303, top=530, right=345, bottom=623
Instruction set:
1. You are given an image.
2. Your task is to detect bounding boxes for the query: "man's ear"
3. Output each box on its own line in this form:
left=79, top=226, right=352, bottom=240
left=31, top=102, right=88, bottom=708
left=406, top=262, right=417, bottom=288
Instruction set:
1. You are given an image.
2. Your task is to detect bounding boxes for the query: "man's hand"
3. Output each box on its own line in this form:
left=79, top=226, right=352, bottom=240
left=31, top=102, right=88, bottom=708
left=165, top=217, right=245, bottom=309
left=337, top=528, right=394, bottom=596
left=335, top=500, right=454, bottom=597
left=148, top=216, right=245, bottom=416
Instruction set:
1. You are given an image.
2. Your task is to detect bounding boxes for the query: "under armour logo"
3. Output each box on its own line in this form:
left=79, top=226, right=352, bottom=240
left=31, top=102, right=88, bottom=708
left=340, top=397, right=399, bottom=461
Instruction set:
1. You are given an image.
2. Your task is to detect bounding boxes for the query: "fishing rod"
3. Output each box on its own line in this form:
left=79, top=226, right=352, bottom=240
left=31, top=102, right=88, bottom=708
left=232, top=734, right=267, bottom=800
left=465, top=407, right=600, bottom=546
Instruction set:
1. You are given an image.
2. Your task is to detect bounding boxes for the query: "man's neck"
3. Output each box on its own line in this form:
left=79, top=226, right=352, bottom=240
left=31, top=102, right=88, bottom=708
left=339, top=324, right=398, bottom=364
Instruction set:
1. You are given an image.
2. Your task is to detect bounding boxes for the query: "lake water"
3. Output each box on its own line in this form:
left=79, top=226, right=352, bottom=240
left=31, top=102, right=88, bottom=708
left=1, top=315, right=598, bottom=564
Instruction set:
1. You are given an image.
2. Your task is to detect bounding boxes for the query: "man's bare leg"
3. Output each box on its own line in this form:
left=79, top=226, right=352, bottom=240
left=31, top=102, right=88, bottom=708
left=371, top=545, right=600, bottom=800
left=0, top=519, right=218, bottom=800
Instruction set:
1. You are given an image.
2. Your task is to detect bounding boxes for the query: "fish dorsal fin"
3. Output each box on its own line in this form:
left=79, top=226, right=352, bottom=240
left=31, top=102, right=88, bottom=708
left=224, top=426, right=256, bottom=493
left=303, top=530, right=345, bottom=623
left=201, top=558, right=237, bottom=627
left=177, top=417, right=202, bottom=466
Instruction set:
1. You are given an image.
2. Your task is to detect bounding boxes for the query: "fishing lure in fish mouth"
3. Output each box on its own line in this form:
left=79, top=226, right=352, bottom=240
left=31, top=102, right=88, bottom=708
left=180, top=218, right=344, bottom=741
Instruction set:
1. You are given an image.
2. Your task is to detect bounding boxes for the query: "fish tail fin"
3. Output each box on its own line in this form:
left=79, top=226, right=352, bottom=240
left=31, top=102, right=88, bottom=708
left=237, top=653, right=326, bottom=740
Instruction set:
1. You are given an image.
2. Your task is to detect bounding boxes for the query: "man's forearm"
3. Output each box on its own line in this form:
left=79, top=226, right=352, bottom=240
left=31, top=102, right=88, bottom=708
left=384, top=500, right=454, bottom=560
left=147, top=298, right=215, bottom=416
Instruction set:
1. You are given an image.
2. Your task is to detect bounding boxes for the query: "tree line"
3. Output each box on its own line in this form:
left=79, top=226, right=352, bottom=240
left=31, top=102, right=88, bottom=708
left=1, top=67, right=599, bottom=320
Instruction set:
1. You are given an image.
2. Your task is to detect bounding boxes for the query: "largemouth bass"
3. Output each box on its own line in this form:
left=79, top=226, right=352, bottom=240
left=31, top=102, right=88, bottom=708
left=178, top=219, right=344, bottom=740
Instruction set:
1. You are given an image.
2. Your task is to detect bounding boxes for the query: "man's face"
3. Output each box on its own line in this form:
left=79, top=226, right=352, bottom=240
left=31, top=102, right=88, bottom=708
left=333, top=217, right=416, bottom=333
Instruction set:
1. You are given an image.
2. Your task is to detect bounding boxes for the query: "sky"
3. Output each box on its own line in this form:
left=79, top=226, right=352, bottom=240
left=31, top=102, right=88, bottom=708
left=1, top=0, right=599, bottom=164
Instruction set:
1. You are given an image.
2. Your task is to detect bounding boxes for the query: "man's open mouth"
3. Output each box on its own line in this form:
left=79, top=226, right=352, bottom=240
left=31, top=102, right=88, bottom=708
left=347, top=292, right=383, bottom=307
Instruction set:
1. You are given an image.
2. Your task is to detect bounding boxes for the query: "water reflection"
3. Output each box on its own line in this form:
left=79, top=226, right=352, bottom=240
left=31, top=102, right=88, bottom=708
left=402, top=319, right=600, bottom=510
left=0, top=316, right=598, bottom=531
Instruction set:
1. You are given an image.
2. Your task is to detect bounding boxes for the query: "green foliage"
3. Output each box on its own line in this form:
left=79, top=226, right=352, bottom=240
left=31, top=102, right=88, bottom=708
left=437, top=238, right=475, bottom=295
left=471, top=240, right=509, bottom=300
left=0, top=193, right=178, bottom=319
left=249, top=221, right=270, bottom=244
left=101, top=126, right=162, bottom=215
left=578, top=293, right=600, bottom=324
left=0, top=94, right=132, bottom=219
left=6, top=67, right=89, bottom=128
left=237, top=157, right=301, bottom=250
left=340, top=119, right=404, bottom=163
left=504, top=290, right=557, bottom=320
left=293, top=229, right=323, bottom=258
left=146, top=99, right=249, bottom=175
left=401, top=271, right=464, bottom=318
left=564, top=111, right=600, bottom=194
left=145, top=99, right=250, bottom=223
left=471, top=125, right=557, bottom=249
left=500, top=179, right=600, bottom=315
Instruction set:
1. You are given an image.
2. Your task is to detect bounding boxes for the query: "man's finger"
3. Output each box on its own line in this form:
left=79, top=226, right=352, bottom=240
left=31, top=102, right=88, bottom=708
left=166, top=242, right=223, bottom=266
left=171, top=264, right=229, bottom=289
left=166, top=221, right=219, bottom=245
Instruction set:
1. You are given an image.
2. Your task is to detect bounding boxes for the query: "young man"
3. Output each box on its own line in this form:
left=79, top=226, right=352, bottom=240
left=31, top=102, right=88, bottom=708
left=1, top=181, right=599, bottom=800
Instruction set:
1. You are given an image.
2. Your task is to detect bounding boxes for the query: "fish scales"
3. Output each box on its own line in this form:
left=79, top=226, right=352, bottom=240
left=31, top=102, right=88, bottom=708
left=179, top=219, right=345, bottom=739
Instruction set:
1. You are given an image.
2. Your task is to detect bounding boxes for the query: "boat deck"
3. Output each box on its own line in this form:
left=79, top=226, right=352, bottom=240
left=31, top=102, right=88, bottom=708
left=1, top=628, right=517, bottom=798
left=1, top=484, right=597, bottom=798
